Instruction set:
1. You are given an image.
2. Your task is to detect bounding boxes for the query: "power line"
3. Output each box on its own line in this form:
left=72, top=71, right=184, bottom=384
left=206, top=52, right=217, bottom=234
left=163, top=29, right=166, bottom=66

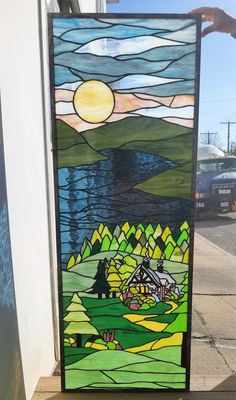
left=203, top=111, right=236, bottom=133
left=201, top=97, right=236, bottom=104
left=200, top=131, right=217, bottom=145
left=220, top=121, right=236, bottom=154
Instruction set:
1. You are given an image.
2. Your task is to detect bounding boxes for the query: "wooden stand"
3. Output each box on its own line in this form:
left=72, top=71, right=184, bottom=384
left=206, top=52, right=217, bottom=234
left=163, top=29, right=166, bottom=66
left=32, top=376, right=236, bottom=400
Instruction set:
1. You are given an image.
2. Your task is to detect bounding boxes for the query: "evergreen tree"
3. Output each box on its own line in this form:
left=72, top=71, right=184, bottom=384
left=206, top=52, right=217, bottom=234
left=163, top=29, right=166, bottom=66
left=67, top=255, right=76, bottom=270
left=90, top=239, right=101, bottom=256
left=107, top=271, right=122, bottom=298
left=91, top=259, right=110, bottom=299
left=64, top=293, right=98, bottom=347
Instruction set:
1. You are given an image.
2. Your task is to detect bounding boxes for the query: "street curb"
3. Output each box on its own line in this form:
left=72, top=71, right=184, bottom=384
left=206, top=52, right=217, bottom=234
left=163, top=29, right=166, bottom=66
left=194, top=232, right=236, bottom=264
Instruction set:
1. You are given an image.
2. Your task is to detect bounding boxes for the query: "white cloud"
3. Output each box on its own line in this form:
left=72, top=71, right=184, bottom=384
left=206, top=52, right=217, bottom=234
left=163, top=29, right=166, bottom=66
left=56, top=101, right=75, bottom=115
left=76, top=35, right=185, bottom=57
left=111, top=74, right=182, bottom=90
left=133, top=105, right=194, bottom=119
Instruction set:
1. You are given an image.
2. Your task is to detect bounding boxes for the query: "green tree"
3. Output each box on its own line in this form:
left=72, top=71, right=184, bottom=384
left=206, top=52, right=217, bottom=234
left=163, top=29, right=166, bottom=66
left=91, top=259, right=110, bottom=299
left=107, top=260, right=122, bottom=298
left=66, top=255, right=76, bottom=270
left=64, top=293, right=98, bottom=347
left=230, top=142, right=236, bottom=156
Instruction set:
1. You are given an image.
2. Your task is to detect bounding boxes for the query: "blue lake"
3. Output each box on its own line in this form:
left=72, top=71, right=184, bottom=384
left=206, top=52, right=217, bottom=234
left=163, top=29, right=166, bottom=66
left=58, top=149, right=192, bottom=264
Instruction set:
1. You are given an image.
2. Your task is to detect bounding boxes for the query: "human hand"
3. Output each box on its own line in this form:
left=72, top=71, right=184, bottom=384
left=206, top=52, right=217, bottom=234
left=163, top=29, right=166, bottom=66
left=189, top=7, right=236, bottom=37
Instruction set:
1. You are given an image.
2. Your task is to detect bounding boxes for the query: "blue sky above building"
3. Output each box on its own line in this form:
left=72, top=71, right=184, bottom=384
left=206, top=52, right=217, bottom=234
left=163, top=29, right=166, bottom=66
left=107, top=0, right=236, bottom=150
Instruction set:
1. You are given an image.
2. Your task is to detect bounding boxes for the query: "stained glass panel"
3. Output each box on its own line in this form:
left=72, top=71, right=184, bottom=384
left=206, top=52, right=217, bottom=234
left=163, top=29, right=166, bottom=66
left=49, top=14, right=200, bottom=392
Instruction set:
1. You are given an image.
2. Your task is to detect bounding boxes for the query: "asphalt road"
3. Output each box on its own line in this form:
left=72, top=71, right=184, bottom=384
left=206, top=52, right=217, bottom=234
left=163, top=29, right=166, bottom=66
left=195, top=212, right=236, bottom=257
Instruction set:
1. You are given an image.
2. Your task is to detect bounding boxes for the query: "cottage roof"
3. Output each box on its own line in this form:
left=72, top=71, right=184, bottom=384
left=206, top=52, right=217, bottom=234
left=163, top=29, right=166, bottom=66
left=125, top=263, right=175, bottom=287
left=125, top=265, right=161, bottom=287
left=156, top=271, right=176, bottom=285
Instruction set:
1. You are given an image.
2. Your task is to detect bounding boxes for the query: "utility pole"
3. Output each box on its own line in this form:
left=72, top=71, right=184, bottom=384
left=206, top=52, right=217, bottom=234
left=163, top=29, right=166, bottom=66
left=220, top=121, right=236, bottom=154
left=200, top=131, right=217, bottom=145
left=58, top=0, right=81, bottom=12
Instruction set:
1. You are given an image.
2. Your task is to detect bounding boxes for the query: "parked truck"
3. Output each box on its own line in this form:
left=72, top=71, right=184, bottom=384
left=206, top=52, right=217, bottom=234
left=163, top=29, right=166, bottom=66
left=195, top=145, right=236, bottom=218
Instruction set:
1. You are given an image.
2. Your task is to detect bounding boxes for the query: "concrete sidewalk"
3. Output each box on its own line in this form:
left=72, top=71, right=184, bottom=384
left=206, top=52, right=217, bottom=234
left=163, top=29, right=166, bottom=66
left=191, top=233, right=236, bottom=390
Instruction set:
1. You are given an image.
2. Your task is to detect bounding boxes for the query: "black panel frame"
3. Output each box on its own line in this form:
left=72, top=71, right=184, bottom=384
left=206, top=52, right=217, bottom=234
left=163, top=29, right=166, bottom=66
left=48, top=13, right=201, bottom=394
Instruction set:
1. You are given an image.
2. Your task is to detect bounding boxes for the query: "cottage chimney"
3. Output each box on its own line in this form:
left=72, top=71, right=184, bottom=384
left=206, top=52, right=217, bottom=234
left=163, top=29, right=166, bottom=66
left=142, top=255, right=150, bottom=269
left=157, top=255, right=164, bottom=273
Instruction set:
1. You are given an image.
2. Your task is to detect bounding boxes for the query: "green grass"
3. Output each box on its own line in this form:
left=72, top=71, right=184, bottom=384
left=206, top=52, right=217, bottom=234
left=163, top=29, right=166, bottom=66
left=90, top=315, right=151, bottom=332
left=140, top=346, right=182, bottom=365
left=64, top=346, right=183, bottom=377
left=105, top=370, right=186, bottom=384
left=63, top=296, right=174, bottom=348
left=114, top=329, right=172, bottom=349
left=117, top=360, right=185, bottom=374
left=173, top=302, right=188, bottom=314
left=164, top=313, right=188, bottom=333
left=66, top=349, right=153, bottom=371
left=89, top=382, right=186, bottom=389
left=65, top=368, right=186, bottom=390
left=65, top=348, right=186, bottom=389
left=64, top=347, right=97, bottom=366
left=89, top=382, right=165, bottom=389
left=63, top=295, right=175, bottom=349
left=82, top=297, right=171, bottom=317
left=135, top=165, right=192, bottom=200
left=147, top=314, right=177, bottom=324
left=65, top=370, right=112, bottom=389
left=62, top=270, right=94, bottom=293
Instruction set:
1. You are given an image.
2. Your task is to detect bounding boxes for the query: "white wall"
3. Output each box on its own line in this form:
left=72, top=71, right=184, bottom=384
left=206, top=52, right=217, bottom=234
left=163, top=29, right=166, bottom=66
left=0, top=1, right=56, bottom=398
left=80, top=0, right=106, bottom=12
left=0, top=1, right=107, bottom=398
left=80, top=0, right=96, bottom=12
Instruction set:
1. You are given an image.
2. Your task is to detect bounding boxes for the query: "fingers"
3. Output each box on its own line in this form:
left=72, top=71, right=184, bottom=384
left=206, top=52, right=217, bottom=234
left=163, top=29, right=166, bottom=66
left=202, top=24, right=217, bottom=37
left=202, top=15, right=213, bottom=23
left=188, top=6, right=220, bottom=37
left=189, top=7, right=215, bottom=15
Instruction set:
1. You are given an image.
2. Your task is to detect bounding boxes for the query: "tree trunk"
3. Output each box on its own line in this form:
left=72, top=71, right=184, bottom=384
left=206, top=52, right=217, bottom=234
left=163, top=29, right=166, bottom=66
left=98, top=293, right=102, bottom=299
left=112, top=292, right=116, bottom=298
left=76, top=334, right=82, bottom=348
left=105, top=292, right=110, bottom=299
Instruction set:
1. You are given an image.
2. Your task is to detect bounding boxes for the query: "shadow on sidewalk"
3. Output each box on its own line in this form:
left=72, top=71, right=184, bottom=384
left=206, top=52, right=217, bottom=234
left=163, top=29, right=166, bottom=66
left=211, top=374, right=236, bottom=391
left=45, top=393, right=236, bottom=400
left=196, top=214, right=236, bottom=228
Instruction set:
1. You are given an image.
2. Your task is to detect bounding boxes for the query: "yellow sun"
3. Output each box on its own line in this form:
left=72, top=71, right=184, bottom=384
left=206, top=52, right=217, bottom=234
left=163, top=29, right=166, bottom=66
left=73, top=80, right=115, bottom=123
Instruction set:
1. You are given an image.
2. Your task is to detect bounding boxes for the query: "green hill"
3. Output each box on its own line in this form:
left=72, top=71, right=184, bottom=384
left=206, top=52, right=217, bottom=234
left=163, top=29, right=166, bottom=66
left=65, top=348, right=186, bottom=390
left=56, top=117, right=192, bottom=168
left=135, top=164, right=192, bottom=200
left=56, top=120, right=106, bottom=167
left=81, top=116, right=191, bottom=151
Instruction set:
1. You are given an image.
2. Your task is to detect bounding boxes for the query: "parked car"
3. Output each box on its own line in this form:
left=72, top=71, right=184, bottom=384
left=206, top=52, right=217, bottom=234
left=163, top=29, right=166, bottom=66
left=195, top=146, right=236, bottom=218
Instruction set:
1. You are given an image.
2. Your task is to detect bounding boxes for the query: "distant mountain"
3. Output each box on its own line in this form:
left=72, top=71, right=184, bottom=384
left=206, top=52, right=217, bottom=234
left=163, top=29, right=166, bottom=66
left=56, top=120, right=106, bottom=168
left=79, top=116, right=191, bottom=154
left=56, top=116, right=191, bottom=163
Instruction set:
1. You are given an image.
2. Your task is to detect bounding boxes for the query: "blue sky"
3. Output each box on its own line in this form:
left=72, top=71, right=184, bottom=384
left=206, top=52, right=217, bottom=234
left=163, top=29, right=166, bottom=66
left=107, top=0, right=236, bottom=150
